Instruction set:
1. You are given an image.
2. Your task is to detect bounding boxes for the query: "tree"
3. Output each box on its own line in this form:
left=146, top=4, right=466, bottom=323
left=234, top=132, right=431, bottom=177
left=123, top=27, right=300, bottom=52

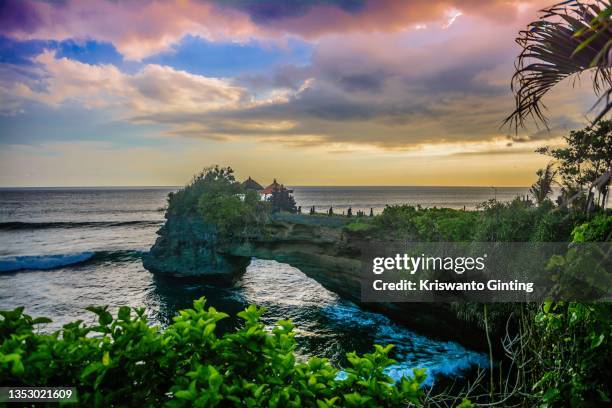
left=504, top=1, right=611, bottom=130
left=197, top=180, right=269, bottom=236
left=163, top=165, right=270, bottom=236
left=537, top=120, right=612, bottom=208
left=268, top=187, right=297, bottom=213
left=530, top=163, right=558, bottom=204
left=168, top=165, right=239, bottom=216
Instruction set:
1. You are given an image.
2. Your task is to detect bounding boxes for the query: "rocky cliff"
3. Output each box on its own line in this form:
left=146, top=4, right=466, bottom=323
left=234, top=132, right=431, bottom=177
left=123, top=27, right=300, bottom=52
left=143, top=215, right=250, bottom=279
left=144, top=212, right=488, bottom=350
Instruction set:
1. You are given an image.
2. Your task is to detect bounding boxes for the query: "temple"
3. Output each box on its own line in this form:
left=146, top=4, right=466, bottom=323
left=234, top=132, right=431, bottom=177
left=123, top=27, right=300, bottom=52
left=243, top=177, right=292, bottom=199
left=241, top=176, right=263, bottom=191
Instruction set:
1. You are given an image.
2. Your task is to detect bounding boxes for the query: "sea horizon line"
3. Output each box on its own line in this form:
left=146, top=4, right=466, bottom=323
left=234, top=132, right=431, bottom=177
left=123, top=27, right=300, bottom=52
left=0, top=185, right=532, bottom=189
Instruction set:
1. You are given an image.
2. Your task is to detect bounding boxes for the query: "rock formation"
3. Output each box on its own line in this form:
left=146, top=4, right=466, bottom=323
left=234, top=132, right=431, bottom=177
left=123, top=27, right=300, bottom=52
left=144, top=212, right=488, bottom=350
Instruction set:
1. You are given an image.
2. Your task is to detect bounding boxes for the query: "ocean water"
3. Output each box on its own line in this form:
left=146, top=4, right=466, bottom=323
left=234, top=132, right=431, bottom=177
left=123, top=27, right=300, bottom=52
left=0, top=187, right=499, bottom=385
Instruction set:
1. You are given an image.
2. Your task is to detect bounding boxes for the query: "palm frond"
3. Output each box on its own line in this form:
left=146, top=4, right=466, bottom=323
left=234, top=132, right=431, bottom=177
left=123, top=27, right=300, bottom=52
left=504, top=0, right=612, bottom=131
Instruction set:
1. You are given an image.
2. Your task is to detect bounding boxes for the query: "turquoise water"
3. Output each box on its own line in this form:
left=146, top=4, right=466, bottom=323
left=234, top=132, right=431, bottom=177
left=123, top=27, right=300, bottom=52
left=0, top=187, right=495, bottom=385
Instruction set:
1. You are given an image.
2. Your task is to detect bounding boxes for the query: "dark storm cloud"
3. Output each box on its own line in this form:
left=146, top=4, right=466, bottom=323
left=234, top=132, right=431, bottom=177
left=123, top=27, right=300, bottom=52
left=218, top=0, right=365, bottom=23
left=506, top=116, right=584, bottom=143
left=338, top=72, right=386, bottom=92
left=423, top=65, right=507, bottom=97
left=0, top=0, right=44, bottom=33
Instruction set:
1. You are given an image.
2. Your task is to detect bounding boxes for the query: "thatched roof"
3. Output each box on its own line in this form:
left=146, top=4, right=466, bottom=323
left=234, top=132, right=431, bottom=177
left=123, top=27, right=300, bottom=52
left=261, top=179, right=293, bottom=194
left=261, top=179, right=281, bottom=195
left=242, top=176, right=263, bottom=191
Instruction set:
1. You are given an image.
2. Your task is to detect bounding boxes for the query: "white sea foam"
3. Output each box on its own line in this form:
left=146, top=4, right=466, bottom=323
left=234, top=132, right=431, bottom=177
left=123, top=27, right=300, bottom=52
left=323, top=302, right=488, bottom=386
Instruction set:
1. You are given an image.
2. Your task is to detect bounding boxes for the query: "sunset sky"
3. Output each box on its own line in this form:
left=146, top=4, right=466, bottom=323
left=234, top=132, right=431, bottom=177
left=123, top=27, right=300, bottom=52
left=0, top=0, right=599, bottom=187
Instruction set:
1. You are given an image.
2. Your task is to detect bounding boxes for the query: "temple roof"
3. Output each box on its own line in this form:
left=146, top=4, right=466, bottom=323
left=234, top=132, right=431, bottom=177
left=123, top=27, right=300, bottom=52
left=261, top=179, right=294, bottom=194
left=242, top=176, right=263, bottom=191
left=261, top=179, right=281, bottom=194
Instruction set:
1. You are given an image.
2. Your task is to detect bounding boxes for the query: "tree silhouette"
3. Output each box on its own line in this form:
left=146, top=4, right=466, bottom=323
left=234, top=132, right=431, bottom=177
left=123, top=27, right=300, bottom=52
left=268, top=187, right=297, bottom=213
left=530, top=163, right=557, bottom=204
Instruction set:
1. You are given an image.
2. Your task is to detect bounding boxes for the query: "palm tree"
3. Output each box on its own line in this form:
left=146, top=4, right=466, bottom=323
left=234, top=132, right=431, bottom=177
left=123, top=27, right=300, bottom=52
left=530, top=162, right=558, bottom=204
left=504, top=0, right=611, bottom=130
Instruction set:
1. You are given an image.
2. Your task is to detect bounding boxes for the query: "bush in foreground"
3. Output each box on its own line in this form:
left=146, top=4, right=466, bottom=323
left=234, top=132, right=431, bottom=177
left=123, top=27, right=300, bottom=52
left=0, top=298, right=426, bottom=407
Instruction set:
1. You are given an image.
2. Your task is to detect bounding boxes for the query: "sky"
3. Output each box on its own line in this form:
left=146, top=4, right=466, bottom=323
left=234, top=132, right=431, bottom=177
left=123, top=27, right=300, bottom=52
left=0, top=0, right=599, bottom=187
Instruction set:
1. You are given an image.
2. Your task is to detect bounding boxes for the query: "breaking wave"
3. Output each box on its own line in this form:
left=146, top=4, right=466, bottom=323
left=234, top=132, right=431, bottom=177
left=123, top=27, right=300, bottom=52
left=324, top=303, right=488, bottom=386
left=0, top=250, right=144, bottom=272
left=0, top=221, right=162, bottom=230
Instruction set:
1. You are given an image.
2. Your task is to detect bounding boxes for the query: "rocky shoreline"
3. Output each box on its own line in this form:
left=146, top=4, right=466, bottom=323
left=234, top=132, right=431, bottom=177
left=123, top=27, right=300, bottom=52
left=144, top=212, right=490, bottom=352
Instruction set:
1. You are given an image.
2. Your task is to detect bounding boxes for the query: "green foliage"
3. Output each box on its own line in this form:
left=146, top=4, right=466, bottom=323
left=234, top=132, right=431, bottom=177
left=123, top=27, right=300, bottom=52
left=199, top=188, right=269, bottom=236
left=456, top=398, right=475, bottom=408
left=345, top=220, right=374, bottom=232
left=0, top=298, right=426, bottom=407
left=530, top=163, right=557, bottom=204
left=373, top=206, right=479, bottom=241
left=474, top=198, right=540, bottom=242
left=448, top=214, right=612, bottom=407
left=165, top=165, right=270, bottom=237
left=571, top=213, right=612, bottom=242
left=371, top=200, right=578, bottom=242
left=532, top=302, right=611, bottom=407
left=168, top=165, right=239, bottom=217
left=268, top=188, right=297, bottom=214
left=536, top=120, right=612, bottom=209
left=527, top=215, right=612, bottom=407
left=542, top=215, right=611, bottom=299
left=370, top=204, right=612, bottom=406
left=529, top=207, right=579, bottom=242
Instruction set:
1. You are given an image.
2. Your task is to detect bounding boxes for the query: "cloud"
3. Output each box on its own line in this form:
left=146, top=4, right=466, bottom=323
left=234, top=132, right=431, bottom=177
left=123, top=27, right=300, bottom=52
left=10, top=51, right=254, bottom=113
left=251, top=0, right=527, bottom=37
left=5, top=50, right=313, bottom=140
left=1, top=2, right=599, bottom=152
left=0, top=0, right=551, bottom=60
left=0, top=0, right=261, bottom=60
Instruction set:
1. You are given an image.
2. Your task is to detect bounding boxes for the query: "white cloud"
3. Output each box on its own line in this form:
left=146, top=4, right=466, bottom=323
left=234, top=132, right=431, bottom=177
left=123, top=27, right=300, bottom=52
left=9, top=51, right=303, bottom=117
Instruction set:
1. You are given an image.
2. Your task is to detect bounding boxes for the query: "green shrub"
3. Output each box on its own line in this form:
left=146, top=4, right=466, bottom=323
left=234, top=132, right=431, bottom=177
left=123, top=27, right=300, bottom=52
left=529, top=209, right=577, bottom=242
left=344, top=220, right=374, bottom=232
left=199, top=188, right=269, bottom=236
left=527, top=214, right=612, bottom=406
left=167, top=165, right=239, bottom=217
left=0, top=298, right=426, bottom=407
left=571, top=214, right=612, bottom=242
left=373, top=200, right=583, bottom=243
left=166, top=166, right=270, bottom=238
left=531, top=302, right=611, bottom=406
left=373, top=206, right=479, bottom=241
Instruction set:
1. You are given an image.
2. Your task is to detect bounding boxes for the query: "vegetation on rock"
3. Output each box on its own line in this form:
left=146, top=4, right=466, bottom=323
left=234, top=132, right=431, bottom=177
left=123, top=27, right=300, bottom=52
left=166, top=166, right=270, bottom=238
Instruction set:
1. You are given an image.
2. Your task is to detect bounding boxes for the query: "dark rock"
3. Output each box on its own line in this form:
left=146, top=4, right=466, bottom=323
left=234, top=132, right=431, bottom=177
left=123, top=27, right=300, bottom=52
left=145, top=213, right=489, bottom=351
left=143, top=215, right=249, bottom=280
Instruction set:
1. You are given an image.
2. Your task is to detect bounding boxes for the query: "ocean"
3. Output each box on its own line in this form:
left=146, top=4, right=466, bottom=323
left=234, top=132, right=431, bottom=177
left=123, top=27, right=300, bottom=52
left=0, top=186, right=524, bottom=385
